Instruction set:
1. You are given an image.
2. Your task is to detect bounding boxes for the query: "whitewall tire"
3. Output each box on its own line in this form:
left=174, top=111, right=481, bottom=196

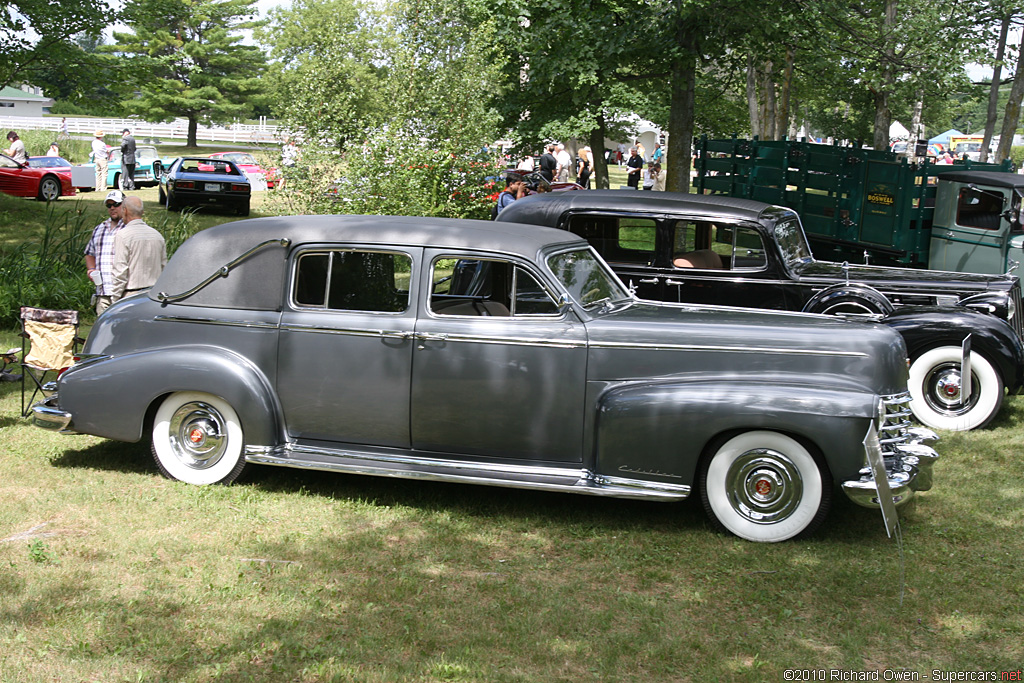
left=699, top=431, right=831, bottom=543
left=908, top=347, right=1003, bottom=431
left=151, top=392, right=246, bottom=485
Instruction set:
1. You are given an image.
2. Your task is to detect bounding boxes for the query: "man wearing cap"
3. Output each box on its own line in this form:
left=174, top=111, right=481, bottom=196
left=110, top=196, right=166, bottom=304
left=120, top=128, right=137, bottom=190
left=84, top=190, right=126, bottom=314
left=91, top=130, right=109, bottom=192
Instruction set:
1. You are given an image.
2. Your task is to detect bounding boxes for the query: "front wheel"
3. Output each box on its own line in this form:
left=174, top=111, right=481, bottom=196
left=699, top=431, right=831, bottom=542
left=37, top=176, right=61, bottom=201
left=908, top=347, right=1003, bottom=431
left=158, top=186, right=166, bottom=204
left=151, top=392, right=246, bottom=485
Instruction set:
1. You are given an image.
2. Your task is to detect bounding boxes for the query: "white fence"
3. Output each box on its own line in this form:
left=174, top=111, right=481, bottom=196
left=0, top=115, right=284, bottom=145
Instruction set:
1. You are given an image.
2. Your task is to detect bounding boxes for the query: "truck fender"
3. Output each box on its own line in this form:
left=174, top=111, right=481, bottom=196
left=594, top=380, right=876, bottom=487
left=882, top=306, right=1024, bottom=391
left=802, top=283, right=895, bottom=316
left=58, top=346, right=281, bottom=446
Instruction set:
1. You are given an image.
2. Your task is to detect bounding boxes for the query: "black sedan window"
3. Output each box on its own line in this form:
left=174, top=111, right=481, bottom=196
left=293, top=250, right=412, bottom=313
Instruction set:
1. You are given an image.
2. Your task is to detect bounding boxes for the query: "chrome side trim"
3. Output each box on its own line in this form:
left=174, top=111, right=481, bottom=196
left=281, top=324, right=412, bottom=339
left=155, top=316, right=280, bottom=330
left=589, top=340, right=867, bottom=357
left=244, top=444, right=690, bottom=501
left=415, top=333, right=585, bottom=349
left=157, top=237, right=292, bottom=303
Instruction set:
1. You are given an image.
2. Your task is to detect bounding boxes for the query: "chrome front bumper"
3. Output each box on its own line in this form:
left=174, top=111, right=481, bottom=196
left=843, top=426, right=939, bottom=509
left=30, top=393, right=75, bottom=433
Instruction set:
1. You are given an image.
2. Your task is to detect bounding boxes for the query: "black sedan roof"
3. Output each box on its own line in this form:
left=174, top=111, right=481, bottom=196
left=497, top=189, right=788, bottom=228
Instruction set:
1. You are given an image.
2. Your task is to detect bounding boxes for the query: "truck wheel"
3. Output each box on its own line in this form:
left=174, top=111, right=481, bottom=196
left=699, top=431, right=832, bottom=543
left=908, top=347, right=1003, bottom=431
left=802, top=284, right=895, bottom=317
left=151, top=392, right=247, bottom=485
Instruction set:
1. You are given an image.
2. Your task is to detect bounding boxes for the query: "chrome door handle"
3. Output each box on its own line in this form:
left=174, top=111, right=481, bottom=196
left=665, top=279, right=685, bottom=286
left=945, top=232, right=955, bottom=239
left=638, top=278, right=659, bottom=284
left=416, top=332, right=449, bottom=341
left=380, top=330, right=413, bottom=340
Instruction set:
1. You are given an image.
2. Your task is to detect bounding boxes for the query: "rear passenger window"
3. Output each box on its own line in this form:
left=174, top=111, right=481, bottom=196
left=293, top=250, right=412, bottom=312
left=567, top=215, right=655, bottom=265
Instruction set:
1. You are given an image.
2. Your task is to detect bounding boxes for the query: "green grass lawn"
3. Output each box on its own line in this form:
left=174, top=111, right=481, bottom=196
left=1, top=321, right=1022, bottom=681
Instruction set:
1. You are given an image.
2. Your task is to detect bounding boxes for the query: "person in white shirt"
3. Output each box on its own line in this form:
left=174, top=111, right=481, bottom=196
left=5, top=131, right=27, bottom=164
left=91, top=130, right=109, bottom=192
left=555, top=143, right=572, bottom=182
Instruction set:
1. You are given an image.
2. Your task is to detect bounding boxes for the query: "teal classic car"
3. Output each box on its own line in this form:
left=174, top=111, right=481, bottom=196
left=106, top=145, right=172, bottom=189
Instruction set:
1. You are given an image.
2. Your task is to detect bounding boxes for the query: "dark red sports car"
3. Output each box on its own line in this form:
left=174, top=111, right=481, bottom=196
left=0, top=154, right=75, bottom=201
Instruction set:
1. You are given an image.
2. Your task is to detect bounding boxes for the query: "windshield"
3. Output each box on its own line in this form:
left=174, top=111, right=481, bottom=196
left=222, top=153, right=257, bottom=164
left=547, top=247, right=631, bottom=309
left=775, top=218, right=813, bottom=268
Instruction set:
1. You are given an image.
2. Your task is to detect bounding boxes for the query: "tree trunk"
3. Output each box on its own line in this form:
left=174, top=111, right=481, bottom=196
left=908, top=94, right=923, bottom=157
left=590, top=115, right=609, bottom=190
left=667, top=32, right=697, bottom=193
left=776, top=47, right=794, bottom=140
left=746, top=53, right=760, bottom=138
left=982, top=13, right=1011, bottom=163
left=997, top=28, right=1024, bottom=162
left=872, top=0, right=897, bottom=150
left=762, top=61, right=776, bottom=140
left=187, top=116, right=199, bottom=148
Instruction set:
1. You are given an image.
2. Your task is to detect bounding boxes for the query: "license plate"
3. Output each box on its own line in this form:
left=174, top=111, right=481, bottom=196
left=204, top=183, right=221, bottom=192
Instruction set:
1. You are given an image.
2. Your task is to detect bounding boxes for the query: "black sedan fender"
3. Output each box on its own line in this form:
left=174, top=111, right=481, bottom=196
left=882, top=306, right=1024, bottom=430
left=56, top=346, right=282, bottom=446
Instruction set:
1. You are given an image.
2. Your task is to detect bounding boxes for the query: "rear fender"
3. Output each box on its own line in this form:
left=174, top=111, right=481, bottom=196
left=58, top=346, right=281, bottom=445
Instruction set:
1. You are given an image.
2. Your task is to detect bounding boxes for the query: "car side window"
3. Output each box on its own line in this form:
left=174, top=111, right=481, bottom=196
left=293, top=250, right=412, bottom=313
left=956, top=187, right=1004, bottom=230
left=430, top=257, right=558, bottom=316
left=671, top=221, right=766, bottom=270
left=567, top=215, right=655, bottom=265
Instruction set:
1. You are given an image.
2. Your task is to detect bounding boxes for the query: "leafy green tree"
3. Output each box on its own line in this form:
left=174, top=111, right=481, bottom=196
left=0, top=0, right=113, bottom=89
left=110, top=0, right=266, bottom=147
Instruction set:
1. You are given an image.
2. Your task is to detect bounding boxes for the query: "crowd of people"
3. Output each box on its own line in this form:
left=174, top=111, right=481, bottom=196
left=496, top=138, right=667, bottom=216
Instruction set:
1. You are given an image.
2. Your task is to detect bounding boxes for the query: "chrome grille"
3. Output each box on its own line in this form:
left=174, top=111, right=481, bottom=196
left=1012, top=281, right=1023, bottom=342
left=879, top=392, right=914, bottom=455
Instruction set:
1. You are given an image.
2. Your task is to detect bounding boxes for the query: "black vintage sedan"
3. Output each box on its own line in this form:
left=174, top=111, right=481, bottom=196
left=158, top=156, right=251, bottom=215
left=498, top=191, right=1024, bottom=432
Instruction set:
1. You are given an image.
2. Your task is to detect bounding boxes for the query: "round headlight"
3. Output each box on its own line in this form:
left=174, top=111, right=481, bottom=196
left=1007, top=295, right=1016, bottom=321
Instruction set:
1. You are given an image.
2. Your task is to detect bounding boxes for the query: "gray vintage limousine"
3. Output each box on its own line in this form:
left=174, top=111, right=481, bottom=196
left=32, top=216, right=938, bottom=542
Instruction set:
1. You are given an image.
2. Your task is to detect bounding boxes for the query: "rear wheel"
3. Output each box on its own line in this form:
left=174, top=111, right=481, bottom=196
left=151, top=392, right=246, bottom=485
left=908, top=347, right=1003, bottom=431
left=165, top=188, right=179, bottom=212
left=237, top=201, right=250, bottom=217
left=699, top=431, right=831, bottom=542
left=158, top=187, right=166, bottom=204
left=37, top=176, right=61, bottom=201
left=113, top=172, right=121, bottom=190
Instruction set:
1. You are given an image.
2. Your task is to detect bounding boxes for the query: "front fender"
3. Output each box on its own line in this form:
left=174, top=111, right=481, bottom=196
left=882, top=306, right=1024, bottom=391
left=58, top=346, right=281, bottom=445
left=594, top=379, right=877, bottom=487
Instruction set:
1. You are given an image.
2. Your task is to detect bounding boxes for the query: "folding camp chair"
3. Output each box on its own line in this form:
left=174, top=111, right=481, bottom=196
left=19, top=307, right=83, bottom=418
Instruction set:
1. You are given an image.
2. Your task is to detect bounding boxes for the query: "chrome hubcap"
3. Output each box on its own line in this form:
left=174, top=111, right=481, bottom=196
left=925, top=363, right=976, bottom=414
left=725, top=449, right=803, bottom=524
left=167, top=401, right=227, bottom=469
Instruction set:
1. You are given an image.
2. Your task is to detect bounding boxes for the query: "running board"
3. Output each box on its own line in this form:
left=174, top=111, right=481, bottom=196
left=245, top=444, right=691, bottom=501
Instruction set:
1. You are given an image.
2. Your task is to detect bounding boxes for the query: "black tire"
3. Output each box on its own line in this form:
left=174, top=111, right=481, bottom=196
left=802, top=284, right=895, bottom=317
left=37, top=175, right=61, bottom=202
left=699, top=431, right=832, bottom=542
left=158, top=187, right=166, bottom=204
left=151, top=392, right=247, bottom=485
left=908, top=347, right=1004, bottom=431
left=113, top=173, right=121, bottom=191
left=237, top=201, right=250, bottom=217
left=165, top=189, right=179, bottom=212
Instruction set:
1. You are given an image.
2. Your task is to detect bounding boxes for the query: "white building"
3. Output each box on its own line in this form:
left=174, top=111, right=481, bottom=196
left=0, top=86, right=54, bottom=117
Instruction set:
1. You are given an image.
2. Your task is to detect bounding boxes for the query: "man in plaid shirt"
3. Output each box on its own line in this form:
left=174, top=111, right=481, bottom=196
left=84, top=190, right=127, bottom=314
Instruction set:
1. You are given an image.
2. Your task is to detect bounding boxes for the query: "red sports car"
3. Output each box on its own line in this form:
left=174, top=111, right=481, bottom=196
left=0, top=154, right=75, bottom=201
left=207, top=151, right=279, bottom=189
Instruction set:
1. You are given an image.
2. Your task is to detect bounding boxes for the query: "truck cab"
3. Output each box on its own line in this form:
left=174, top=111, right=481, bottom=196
left=929, top=171, right=1024, bottom=275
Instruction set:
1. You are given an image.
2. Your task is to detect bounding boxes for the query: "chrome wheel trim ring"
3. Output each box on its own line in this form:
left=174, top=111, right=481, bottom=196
left=725, top=448, right=804, bottom=525
left=166, top=401, right=228, bottom=469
